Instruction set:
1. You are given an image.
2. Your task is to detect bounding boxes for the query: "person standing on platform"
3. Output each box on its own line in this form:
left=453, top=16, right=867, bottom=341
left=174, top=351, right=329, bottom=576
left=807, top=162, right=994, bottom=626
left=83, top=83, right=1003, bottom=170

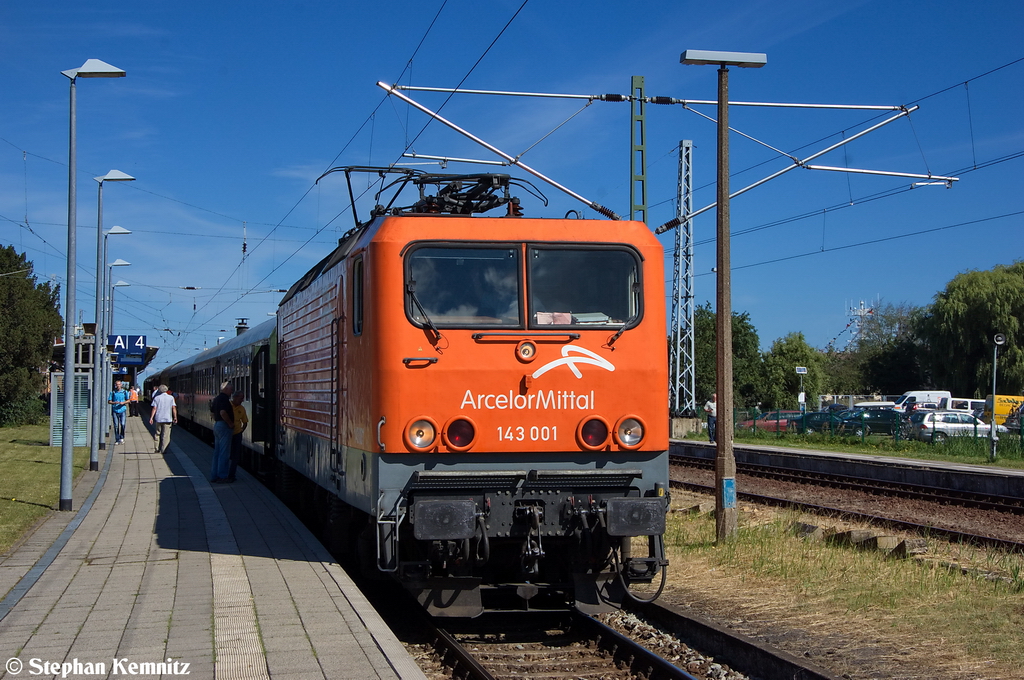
left=227, top=391, right=248, bottom=482
left=108, top=380, right=130, bottom=445
left=149, top=385, right=177, bottom=454
left=128, top=385, right=140, bottom=417
left=210, top=382, right=234, bottom=483
left=703, top=392, right=718, bottom=444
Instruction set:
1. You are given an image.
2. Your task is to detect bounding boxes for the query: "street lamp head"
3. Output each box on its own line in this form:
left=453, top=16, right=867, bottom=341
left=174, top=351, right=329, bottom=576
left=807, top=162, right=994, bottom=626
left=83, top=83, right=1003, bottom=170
left=109, top=258, right=131, bottom=267
left=105, top=226, right=132, bottom=236
left=994, top=333, right=1007, bottom=346
left=95, top=170, right=135, bottom=184
left=113, top=281, right=130, bottom=287
left=62, top=59, right=126, bottom=80
left=680, top=50, right=767, bottom=68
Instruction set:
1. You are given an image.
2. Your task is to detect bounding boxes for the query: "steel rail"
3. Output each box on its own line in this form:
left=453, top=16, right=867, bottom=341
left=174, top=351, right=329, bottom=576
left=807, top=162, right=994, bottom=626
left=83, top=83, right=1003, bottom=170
left=668, top=477, right=1024, bottom=554
left=670, top=451, right=1024, bottom=513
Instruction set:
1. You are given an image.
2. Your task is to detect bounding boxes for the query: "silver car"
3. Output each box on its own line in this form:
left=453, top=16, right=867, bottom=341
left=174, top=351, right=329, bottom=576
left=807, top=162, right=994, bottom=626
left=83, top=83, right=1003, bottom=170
left=908, top=410, right=1008, bottom=442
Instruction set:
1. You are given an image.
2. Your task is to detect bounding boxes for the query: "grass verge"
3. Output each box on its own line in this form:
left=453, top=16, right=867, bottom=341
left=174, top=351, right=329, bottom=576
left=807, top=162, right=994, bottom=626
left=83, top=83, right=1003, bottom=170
left=0, top=424, right=90, bottom=555
left=664, top=501, right=1024, bottom=678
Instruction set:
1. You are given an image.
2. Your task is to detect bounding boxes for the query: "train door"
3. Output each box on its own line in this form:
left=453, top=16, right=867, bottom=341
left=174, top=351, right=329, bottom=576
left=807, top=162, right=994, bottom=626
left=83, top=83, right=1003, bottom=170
left=251, top=343, right=274, bottom=446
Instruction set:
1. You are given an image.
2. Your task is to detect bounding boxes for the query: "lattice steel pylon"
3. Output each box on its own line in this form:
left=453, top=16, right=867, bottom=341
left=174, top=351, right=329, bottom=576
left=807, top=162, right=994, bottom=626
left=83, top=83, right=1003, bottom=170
left=670, top=140, right=696, bottom=416
left=629, top=76, right=647, bottom=224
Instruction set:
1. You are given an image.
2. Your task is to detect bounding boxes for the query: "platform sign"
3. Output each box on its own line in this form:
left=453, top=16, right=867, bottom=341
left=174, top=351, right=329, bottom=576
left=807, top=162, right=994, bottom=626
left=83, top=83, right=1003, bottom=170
left=115, top=354, right=146, bottom=366
left=108, top=335, right=146, bottom=352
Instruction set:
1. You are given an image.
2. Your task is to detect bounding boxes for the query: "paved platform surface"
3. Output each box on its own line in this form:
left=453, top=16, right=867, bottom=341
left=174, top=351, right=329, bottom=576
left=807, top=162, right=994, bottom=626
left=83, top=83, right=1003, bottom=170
left=0, top=414, right=427, bottom=679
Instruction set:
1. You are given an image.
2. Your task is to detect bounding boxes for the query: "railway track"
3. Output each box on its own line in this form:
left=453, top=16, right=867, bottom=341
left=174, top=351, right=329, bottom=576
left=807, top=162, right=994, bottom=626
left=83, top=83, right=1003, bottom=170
left=671, top=450, right=1024, bottom=513
left=421, top=610, right=701, bottom=680
left=670, top=451, right=1024, bottom=552
left=412, top=603, right=839, bottom=680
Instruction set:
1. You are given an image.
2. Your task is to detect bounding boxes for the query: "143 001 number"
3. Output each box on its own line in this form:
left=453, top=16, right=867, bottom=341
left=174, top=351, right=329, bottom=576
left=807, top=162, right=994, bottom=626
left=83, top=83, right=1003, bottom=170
left=497, top=426, right=558, bottom=442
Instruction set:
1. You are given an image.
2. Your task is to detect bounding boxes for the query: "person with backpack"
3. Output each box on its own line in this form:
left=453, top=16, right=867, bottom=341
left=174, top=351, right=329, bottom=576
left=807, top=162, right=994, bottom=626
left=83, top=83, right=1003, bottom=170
left=108, top=380, right=130, bottom=445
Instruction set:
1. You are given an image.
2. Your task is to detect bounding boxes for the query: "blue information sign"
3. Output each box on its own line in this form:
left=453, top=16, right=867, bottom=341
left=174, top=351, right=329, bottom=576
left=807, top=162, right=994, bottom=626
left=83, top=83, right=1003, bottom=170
left=108, top=335, right=147, bottom=352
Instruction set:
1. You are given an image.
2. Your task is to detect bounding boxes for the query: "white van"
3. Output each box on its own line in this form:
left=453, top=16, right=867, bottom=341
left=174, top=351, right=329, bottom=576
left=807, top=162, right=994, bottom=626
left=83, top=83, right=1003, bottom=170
left=893, top=390, right=952, bottom=413
left=936, top=397, right=986, bottom=414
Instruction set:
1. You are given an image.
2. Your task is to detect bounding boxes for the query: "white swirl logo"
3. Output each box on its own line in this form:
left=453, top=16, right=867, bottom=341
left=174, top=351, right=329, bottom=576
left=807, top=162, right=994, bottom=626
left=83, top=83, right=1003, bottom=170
left=531, top=345, right=615, bottom=380
left=6, top=657, right=23, bottom=674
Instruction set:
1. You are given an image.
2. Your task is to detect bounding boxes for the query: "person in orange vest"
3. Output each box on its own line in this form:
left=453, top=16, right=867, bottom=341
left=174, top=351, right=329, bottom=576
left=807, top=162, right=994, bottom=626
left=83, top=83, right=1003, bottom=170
left=128, top=385, right=140, bottom=417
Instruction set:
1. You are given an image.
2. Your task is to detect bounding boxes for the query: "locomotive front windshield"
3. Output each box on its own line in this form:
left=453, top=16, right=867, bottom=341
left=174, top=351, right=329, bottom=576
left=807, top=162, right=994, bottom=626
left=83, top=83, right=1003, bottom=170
left=407, top=246, right=521, bottom=326
left=528, top=247, right=640, bottom=328
left=406, top=243, right=642, bottom=330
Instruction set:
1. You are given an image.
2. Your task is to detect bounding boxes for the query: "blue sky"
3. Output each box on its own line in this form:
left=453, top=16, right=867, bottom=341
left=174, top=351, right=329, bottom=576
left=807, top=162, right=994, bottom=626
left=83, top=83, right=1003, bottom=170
left=2, top=1, right=1022, bottom=377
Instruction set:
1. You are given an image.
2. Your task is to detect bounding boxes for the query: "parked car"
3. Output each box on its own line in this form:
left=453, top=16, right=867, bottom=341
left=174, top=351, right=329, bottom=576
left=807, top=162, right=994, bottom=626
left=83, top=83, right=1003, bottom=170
left=907, top=410, right=1009, bottom=443
left=789, top=411, right=846, bottom=434
left=737, top=410, right=803, bottom=432
left=839, top=408, right=906, bottom=437
left=853, top=401, right=896, bottom=410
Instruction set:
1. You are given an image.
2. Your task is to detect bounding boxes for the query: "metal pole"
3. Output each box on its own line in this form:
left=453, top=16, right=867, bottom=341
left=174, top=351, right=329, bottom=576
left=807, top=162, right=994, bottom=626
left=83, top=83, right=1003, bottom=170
left=90, top=181, right=105, bottom=471
left=60, top=76, right=77, bottom=512
left=991, top=342, right=998, bottom=461
left=714, top=65, right=737, bottom=541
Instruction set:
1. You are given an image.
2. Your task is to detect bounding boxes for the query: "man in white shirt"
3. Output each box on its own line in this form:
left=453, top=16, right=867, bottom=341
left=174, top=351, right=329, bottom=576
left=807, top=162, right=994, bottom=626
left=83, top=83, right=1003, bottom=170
left=703, top=393, right=717, bottom=443
left=149, top=385, right=178, bottom=454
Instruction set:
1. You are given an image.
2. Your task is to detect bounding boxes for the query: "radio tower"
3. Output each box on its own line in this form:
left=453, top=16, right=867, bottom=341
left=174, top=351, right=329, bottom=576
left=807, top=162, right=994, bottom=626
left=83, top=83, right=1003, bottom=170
left=847, top=300, right=874, bottom=346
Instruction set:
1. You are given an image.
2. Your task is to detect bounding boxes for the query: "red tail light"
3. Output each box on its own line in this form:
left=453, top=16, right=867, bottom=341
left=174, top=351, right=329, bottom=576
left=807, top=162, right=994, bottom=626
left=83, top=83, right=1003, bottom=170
left=576, top=417, right=610, bottom=450
left=444, top=418, right=476, bottom=451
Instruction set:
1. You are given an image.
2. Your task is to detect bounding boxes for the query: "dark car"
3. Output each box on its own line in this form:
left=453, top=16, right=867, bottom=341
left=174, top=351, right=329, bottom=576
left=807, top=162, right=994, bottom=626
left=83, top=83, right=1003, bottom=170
left=839, top=408, right=905, bottom=437
left=789, top=411, right=846, bottom=434
left=737, top=410, right=803, bottom=432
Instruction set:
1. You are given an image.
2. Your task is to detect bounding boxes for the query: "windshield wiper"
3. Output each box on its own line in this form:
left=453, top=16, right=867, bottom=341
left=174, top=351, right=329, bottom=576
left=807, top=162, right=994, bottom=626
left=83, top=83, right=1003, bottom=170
left=407, top=280, right=443, bottom=344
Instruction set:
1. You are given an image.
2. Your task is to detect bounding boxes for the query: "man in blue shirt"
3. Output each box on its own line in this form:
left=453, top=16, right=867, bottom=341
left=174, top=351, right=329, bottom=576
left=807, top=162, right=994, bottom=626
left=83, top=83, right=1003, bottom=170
left=108, top=380, right=130, bottom=445
left=210, top=382, right=235, bottom=483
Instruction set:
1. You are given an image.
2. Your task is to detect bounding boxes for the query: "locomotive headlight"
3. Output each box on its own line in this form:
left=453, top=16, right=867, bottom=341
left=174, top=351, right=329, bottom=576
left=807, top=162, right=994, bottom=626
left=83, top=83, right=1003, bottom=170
left=405, top=417, right=438, bottom=451
left=576, top=416, right=610, bottom=450
left=443, top=417, right=477, bottom=451
left=614, top=416, right=645, bottom=449
left=516, top=340, right=538, bottom=363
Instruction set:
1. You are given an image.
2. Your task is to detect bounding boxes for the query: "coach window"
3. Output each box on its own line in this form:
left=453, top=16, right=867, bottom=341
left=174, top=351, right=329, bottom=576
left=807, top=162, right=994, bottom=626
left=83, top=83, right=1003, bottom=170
left=352, top=256, right=364, bottom=335
left=528, top=246, right=642, bottom=328
left=406, top=245, right=521, bottom=328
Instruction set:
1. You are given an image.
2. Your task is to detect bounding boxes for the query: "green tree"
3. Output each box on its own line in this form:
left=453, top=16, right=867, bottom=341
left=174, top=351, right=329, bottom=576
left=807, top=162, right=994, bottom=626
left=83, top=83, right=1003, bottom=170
left=817, top=347, right=862, bottom=396
left=853, top=302, right=926, bottom=395
left=918, top=262, right=1024, bottom=396
left=760, top=332, right=823, bottom=410
left=0, top=247, right=63, bottom=426
left=692, top=303, right=764, bottom=408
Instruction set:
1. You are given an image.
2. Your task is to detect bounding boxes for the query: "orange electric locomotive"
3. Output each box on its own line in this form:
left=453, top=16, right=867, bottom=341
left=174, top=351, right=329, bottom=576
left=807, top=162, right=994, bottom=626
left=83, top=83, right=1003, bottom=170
left=168, top=169, right=671, bottom=617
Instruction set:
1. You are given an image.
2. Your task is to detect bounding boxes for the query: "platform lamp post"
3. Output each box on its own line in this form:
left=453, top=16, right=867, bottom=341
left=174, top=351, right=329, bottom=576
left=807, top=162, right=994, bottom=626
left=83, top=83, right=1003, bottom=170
left=109, top=280, right=130, bottom=335
left=60, top=59, right=126, bottom=512
left=991, top=333, right=1006, bottom=461
left=680, top=49, right=766, bottom=542
left=91, top=175, right=134, bottom=472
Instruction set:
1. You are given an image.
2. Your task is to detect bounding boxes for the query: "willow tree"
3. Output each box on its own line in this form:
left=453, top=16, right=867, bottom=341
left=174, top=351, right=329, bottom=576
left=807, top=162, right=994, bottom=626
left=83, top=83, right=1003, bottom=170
left=918, top=262, right=1024, bottom=396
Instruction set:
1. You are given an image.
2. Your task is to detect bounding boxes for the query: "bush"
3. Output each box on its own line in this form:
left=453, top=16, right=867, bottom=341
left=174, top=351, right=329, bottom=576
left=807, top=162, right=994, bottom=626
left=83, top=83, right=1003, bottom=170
left=0, top=397, right=48, bottom=427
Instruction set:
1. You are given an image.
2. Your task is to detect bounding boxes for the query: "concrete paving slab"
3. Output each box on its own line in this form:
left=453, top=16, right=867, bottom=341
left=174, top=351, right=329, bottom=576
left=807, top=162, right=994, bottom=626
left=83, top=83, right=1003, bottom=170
left=0, top=414, right=427, bottom=680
